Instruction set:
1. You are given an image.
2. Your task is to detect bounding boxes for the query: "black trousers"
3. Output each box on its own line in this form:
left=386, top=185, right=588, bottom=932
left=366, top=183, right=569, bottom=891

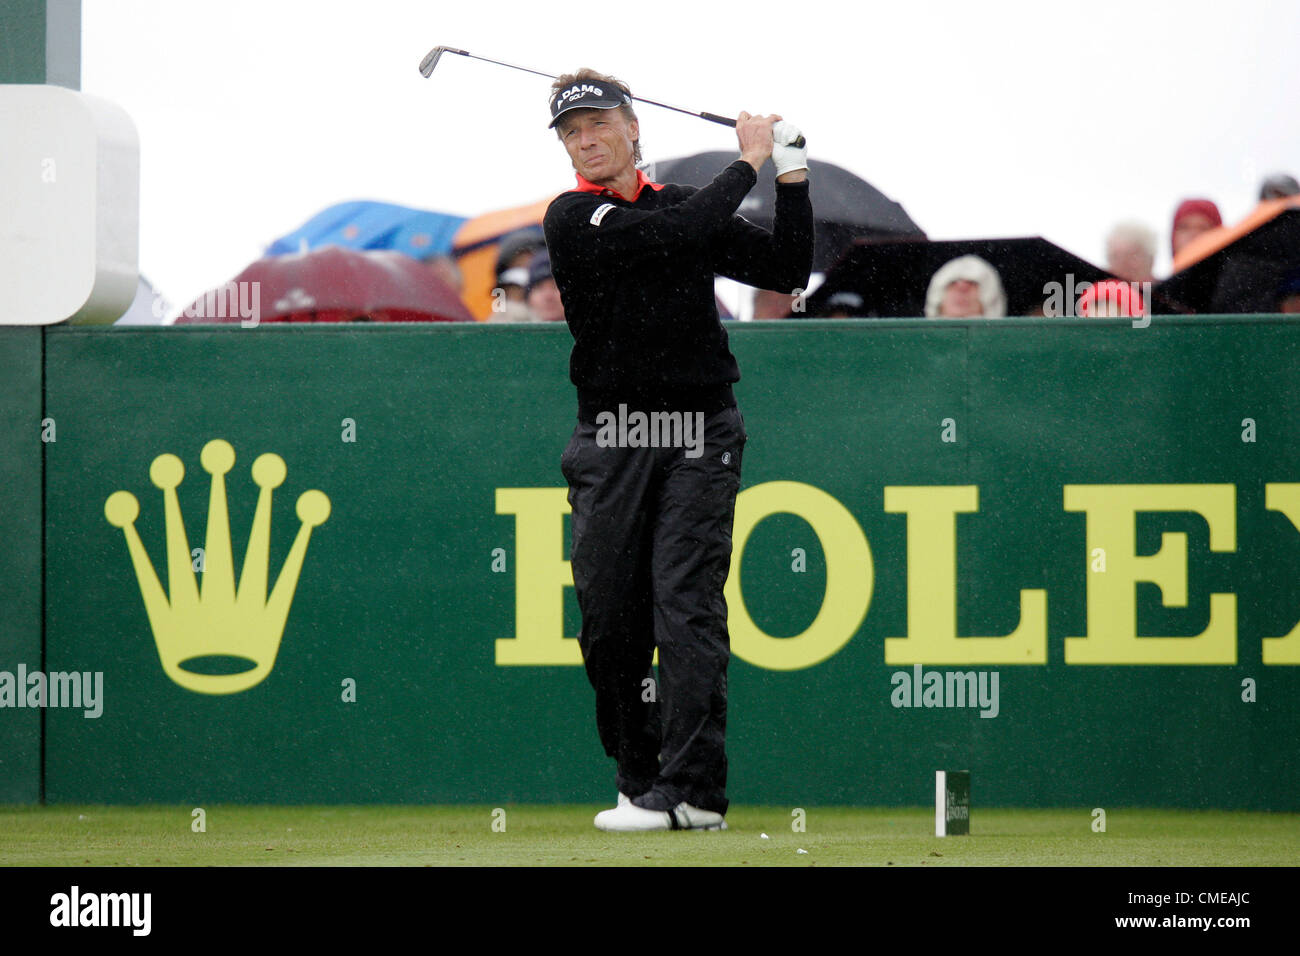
left=561, top=403, right=747, bottom=815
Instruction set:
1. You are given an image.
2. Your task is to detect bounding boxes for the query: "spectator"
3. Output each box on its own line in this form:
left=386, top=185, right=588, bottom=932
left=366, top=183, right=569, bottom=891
left=824, top=290, right=864, bottom=318
left=925, top=255, right=1006, bottom=318
left=1276, top=271, right=1300, bottom=314
left=491, top=227, right=546, bottom=322
left=752, top=287, right=798, bottom=319
left=1078, top=279, right=1146, bottom=318
left=525, top=252, right=565, bottom=323
left=1171, top=199, right=1222, bottom=259
left=1105, top=221, right=1156, bottom=283
left=426, top=254, right=464, bottom=294
left=1259, top=173, right=1300, bottom=201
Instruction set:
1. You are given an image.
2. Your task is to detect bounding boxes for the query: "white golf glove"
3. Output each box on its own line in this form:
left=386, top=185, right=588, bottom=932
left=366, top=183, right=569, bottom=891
left=772, top=120, right=808, bottom=176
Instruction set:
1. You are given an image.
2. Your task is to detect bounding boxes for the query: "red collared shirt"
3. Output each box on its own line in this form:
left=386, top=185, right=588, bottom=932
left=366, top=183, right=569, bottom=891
left=570, top=167, right=666, bottom=203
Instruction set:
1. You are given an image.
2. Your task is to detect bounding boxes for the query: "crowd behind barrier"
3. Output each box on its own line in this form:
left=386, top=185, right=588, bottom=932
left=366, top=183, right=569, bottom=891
left=135, top=169, right=1300, bottom=327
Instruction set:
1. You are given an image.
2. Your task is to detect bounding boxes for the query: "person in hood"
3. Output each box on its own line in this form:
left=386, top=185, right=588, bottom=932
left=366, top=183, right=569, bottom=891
left=1171, top=199, right=1222, bottom=259
left=925, top=255, right=1007, bottom=318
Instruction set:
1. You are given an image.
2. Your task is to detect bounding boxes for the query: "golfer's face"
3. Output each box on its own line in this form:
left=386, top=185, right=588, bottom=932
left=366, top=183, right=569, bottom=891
left=558, top=108, right=638, bottom=182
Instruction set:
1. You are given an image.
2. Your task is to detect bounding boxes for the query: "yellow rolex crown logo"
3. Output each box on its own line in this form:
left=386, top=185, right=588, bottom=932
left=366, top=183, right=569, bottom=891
left=104, top=438, right=330, bottom=694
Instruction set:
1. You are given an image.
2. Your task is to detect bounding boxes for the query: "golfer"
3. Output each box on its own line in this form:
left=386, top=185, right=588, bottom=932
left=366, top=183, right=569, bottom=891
left=543, top=68, right=812, bottom=831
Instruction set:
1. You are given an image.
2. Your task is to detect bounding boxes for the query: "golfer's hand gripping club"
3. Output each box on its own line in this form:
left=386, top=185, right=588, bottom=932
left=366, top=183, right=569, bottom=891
left=726, top=112, right=806, bottom=151
left=736, top=113, right=809, bottom=176
left=772, top=120, right=809, bottom=176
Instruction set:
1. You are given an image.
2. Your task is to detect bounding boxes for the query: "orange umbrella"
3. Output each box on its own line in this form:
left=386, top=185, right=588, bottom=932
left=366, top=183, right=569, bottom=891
left=452, top=196, right=559, bottom=320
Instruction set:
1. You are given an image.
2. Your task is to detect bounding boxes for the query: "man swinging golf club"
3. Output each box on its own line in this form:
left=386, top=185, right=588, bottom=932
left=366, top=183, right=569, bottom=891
left=543, top=68, right=812, bottom=832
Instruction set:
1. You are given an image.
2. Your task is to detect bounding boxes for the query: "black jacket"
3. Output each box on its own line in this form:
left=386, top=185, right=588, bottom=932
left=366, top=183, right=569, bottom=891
left=543, top=159, right=813, bottom=420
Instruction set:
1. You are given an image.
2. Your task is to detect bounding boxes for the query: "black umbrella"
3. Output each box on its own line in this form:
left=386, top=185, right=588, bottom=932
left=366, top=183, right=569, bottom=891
left=650, top=152, right=924, bottom=272
left=1155, top=206, right=1300, bottom=314
left=803, top=236, right=1115, bottom=319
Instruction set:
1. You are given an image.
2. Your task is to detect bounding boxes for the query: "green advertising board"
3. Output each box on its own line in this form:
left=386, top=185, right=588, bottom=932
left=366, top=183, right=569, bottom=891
left=5, top=317, right=1299, bottom=808
left=0, top=327, right=43, bottom=802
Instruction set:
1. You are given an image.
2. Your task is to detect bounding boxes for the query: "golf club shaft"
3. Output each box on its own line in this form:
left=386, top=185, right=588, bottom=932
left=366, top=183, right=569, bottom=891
left=419, top=45, right=805, bottom=148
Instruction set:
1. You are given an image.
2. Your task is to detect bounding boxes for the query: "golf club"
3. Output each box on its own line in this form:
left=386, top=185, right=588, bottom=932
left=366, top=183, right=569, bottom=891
left=418, top=45, right=805, bottom=148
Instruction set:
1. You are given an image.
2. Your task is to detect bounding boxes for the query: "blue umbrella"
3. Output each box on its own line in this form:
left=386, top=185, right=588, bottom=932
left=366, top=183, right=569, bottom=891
left=266, top=200, right=467, bottom=261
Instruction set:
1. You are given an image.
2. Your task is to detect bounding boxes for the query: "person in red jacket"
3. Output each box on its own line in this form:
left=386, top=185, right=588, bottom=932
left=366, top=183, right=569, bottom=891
left=543, top=68, right=812, bottom=832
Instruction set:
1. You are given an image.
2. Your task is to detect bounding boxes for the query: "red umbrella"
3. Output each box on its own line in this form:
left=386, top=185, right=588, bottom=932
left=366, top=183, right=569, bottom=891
left=175, top=246, right=474, bottom=324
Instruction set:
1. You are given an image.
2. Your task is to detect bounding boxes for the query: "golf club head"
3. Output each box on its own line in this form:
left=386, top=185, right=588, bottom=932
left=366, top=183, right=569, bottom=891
left=418, top=46, right=445, bottom=78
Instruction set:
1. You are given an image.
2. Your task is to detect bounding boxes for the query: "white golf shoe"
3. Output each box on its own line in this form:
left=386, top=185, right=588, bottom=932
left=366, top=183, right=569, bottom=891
left=594, top=800, right=727, bottom=832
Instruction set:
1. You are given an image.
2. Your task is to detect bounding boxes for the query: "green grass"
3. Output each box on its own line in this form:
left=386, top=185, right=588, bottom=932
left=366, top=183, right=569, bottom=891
left=1, top=806, right=1296, bottom=866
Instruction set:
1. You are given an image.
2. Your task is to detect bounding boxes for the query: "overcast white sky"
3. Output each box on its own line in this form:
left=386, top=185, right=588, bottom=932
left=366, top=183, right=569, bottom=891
left=81, top=0, right=1300, bottom=314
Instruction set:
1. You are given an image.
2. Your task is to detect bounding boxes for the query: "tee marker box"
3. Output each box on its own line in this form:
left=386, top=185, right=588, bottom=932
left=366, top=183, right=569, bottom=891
left=936, top=770, right=971, bottom=836
left=0, top=85, right=139, bottom=325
